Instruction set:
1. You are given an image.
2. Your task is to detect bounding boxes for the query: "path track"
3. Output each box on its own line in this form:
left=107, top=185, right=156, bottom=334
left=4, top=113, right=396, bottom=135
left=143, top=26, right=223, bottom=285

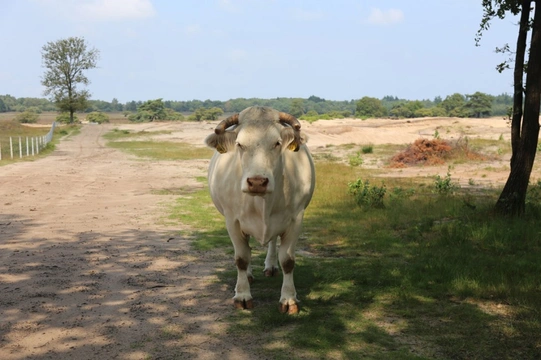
left=0, top=124, right=261, bottom=359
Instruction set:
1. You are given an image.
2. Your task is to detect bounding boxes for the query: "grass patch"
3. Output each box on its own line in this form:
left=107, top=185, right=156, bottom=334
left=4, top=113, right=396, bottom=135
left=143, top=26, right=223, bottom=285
left=171, top=159, right=541, bottom=359
left=0, top=121, right=79, bottom=165
left=106, top=140, right=213, bottom=160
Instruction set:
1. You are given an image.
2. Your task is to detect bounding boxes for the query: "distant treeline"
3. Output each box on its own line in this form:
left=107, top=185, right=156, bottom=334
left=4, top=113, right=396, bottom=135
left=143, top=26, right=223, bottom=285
left=0, top=92, right=513, bottom=119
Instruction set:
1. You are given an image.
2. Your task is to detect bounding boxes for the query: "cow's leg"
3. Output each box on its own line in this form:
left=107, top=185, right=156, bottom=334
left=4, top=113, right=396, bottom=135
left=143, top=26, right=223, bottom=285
left=278, top=214, right=303, bottom=314
left=263, top=237, right=279, bottom=277
left=227, top=220, right=253, bottom=309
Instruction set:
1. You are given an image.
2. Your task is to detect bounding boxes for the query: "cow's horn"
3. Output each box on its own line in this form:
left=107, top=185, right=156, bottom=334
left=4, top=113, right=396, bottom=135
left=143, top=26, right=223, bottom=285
left=279, top=112, right=301, bottom=131
left=215, top=113, right=239, bottom=135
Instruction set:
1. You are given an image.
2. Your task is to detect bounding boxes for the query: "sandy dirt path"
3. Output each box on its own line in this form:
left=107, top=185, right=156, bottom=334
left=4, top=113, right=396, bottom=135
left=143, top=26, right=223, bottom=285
left=0, top=124, right=264, bottom=359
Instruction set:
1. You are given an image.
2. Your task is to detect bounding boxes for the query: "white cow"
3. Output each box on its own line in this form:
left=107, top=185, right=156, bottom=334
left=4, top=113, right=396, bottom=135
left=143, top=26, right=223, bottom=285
left=205, top=106, right=315, bottom=314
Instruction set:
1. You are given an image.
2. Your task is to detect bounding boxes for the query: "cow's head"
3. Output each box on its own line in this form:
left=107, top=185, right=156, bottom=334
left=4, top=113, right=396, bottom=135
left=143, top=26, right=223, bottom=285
left=205, top=106, right=307, bottom=195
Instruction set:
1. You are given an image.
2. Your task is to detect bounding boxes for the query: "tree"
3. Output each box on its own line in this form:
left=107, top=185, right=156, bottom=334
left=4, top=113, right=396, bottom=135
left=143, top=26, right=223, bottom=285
left=355, top=97, right=387, bottom=118
left=138, top=99, right=166, bottom=121
left=478, top=0, right=541, bottom=216
left=439, top=93, right=468, bottom=117
left=465, top=91, right=493, bottom=117
left=289, top=98, right=305, bottom=117
left=41, top=37, right=99, bottom=124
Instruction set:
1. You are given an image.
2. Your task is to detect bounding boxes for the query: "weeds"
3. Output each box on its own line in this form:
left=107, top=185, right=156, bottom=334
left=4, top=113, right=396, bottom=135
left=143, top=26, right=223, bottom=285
left=434, top=168, right=459, bottom=195
left=348, top=178, right=386, bottom=208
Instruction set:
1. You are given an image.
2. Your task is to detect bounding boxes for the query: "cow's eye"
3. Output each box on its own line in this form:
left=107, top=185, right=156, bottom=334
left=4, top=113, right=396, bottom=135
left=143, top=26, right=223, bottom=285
left=236, top=143, right=245, bottom=150
left=274, top=141, right=282, bottom=148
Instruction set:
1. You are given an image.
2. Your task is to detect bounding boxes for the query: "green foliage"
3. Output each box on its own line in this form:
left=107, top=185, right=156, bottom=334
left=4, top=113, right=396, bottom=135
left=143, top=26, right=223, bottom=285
left=348, top=179, right=386, bottom=208
left=56, top=112, right=78, bottom=123
left=439, top=93, right=469, bottom=117
left=86, top=111, right=109, bottom=124
left=14, top=110, right=39, bottom=123
left=434, top=168, right=459, bottom=195
left=348, top=151, right=364, bottom=166
left=189, top=107, right=224, bottom=121
left=361, top=144, right=373, bottom=154
left=41, top=37, right=99, bottom=123
left=355, top=96, right=388, bottom=118
left=465, top=91, right=493, bottom=118
left=138, top=98, right=166, bottom=121
left=289, top=98, right=305, bottom=117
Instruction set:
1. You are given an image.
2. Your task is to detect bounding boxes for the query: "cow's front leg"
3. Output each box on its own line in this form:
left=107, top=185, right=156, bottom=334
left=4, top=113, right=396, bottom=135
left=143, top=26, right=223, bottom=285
left=263, top=237, right=279, bottom=277
left=228, top=222, right=253, bottom=309
left=278, top=215, right=303, bottom=314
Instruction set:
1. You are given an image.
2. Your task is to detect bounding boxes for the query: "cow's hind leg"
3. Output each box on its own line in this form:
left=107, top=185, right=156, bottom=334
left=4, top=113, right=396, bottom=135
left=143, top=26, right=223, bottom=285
left=264, top=237, right=279, bottom=277
left=227, top=220, right=253, bottom=309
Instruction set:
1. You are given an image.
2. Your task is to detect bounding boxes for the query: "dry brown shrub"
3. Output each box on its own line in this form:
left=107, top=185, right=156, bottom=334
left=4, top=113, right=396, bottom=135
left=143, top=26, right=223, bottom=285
left=389, top=138, right=486, bottom=167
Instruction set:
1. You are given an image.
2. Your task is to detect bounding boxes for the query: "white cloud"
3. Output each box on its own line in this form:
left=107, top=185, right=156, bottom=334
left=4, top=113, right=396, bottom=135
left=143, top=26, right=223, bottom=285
left=367, top=8, right=404, bottom=26
left=34, top=0, right=156, bottom=22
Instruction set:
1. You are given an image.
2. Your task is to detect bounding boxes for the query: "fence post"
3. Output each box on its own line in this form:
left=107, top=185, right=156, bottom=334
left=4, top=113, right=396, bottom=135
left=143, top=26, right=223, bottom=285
left=26, top=137, right=29, bottom=156
left=36, top=137, right=40, bottom=154
left=19, top=136, right=22, bottom=158
left=10, top=137, right=13, bottom=159
left=31, top=137, right=35, bottom=156
left=0, top=141, right=2, bottom=160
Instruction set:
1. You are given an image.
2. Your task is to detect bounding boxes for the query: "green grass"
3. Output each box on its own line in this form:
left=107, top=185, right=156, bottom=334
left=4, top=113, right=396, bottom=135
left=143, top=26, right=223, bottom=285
left=0, top=121, right=79, bottom=165
left=180, top=162, right=541, bottom=359
left=104, top=128, right=213, bottom=160
left=106, top=133, right=541, bottom=359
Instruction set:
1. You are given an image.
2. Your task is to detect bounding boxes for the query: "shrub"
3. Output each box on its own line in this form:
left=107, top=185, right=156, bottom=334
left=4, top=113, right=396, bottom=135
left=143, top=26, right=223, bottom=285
left=15, top=111, right=39, bottom=123
left=348, top=151, right=363, bottom=166
left=86, top=111, right=110, bottom=124
left=361, top=145, right=373, bottom=154
left=434, top=168, right=459, bottom=195
left=348, top=179, right=386, bottom=209
left=56, top=113, right=78, bottom=123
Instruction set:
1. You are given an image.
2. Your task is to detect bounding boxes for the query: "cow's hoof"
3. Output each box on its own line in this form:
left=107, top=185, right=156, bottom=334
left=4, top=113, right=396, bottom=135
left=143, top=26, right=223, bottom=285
left=263, top=267, right=279, bottom=277
left=279, top=302, right=299, bottom=315
left=234, top=299, right=254, bottom=310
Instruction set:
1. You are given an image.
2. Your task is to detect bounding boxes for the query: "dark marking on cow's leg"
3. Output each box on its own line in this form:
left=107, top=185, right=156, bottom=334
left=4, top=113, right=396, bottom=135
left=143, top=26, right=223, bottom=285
left=281, top=258, right=295, bottom=274
left=235, top=257, right=249, bottom=271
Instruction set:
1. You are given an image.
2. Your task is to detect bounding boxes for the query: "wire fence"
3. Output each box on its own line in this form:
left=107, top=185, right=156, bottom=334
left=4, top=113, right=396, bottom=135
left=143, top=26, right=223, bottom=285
left=0, top=122, right=56, bottom=161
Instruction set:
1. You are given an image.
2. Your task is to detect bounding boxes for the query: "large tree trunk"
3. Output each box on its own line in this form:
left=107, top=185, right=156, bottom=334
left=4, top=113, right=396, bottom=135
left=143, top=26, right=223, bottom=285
left=495, top=1, right=541, bottom=216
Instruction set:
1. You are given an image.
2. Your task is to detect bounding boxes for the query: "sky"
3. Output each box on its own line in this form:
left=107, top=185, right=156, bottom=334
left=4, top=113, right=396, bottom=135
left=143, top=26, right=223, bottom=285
left=0, top=0, right=521, bottom=104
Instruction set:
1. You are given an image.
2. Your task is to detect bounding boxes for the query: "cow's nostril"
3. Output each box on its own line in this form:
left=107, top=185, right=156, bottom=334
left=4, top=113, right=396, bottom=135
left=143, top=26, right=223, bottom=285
left=247, top=176, right=269, bottom=193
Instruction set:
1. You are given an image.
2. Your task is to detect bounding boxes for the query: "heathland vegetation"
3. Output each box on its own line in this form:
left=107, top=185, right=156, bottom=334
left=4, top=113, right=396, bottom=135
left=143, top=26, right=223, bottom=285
left=0, top=91, right=512, bottom=124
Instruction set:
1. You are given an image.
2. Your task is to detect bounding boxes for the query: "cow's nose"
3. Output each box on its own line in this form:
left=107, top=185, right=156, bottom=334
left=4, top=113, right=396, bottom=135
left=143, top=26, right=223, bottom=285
left=247, top=176, right=269, bottom=193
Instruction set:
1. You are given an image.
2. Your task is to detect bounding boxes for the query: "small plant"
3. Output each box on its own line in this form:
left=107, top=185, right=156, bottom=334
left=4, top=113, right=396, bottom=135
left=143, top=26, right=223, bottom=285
left=434, top=168, right=459, bottom=195
left=15, top=110, right=39, bottom=124
left=498, top=133, right=504, bottom=141
left=361, top=144, right=374, bottom=154
left=389, top=186, right=415, bottom=202
left=468, top=178, right=476, bottom=186
left=434, top=129, right=440, bottom=139
left=348, top=151, right=363, bottom=167
left=348, top=179, right=386, bottom=209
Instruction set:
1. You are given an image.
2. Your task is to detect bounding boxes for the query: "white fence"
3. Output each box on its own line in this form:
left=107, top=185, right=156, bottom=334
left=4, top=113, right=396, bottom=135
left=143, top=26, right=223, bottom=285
left=0, top=122, right=56, bottom=161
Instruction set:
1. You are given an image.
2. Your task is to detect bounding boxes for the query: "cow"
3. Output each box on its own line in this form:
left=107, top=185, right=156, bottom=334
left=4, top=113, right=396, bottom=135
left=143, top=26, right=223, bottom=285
left=204, top=106, right=315, bottom=314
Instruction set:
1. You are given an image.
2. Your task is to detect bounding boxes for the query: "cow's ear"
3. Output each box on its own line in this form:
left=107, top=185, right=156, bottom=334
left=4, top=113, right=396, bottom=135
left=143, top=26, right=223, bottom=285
left=205, top=132, right=237, bottom=154
left=281, top=127, right=307, bottom=152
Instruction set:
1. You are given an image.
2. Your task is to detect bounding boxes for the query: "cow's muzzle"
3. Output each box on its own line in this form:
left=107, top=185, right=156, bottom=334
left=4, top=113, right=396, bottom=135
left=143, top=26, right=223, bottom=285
left=246, top=176, right=269, bottom=194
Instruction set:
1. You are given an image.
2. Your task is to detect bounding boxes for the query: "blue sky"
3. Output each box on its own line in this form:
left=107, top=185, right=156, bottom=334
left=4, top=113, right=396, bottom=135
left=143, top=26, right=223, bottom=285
left=0, top=0, right=520, bottom=103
